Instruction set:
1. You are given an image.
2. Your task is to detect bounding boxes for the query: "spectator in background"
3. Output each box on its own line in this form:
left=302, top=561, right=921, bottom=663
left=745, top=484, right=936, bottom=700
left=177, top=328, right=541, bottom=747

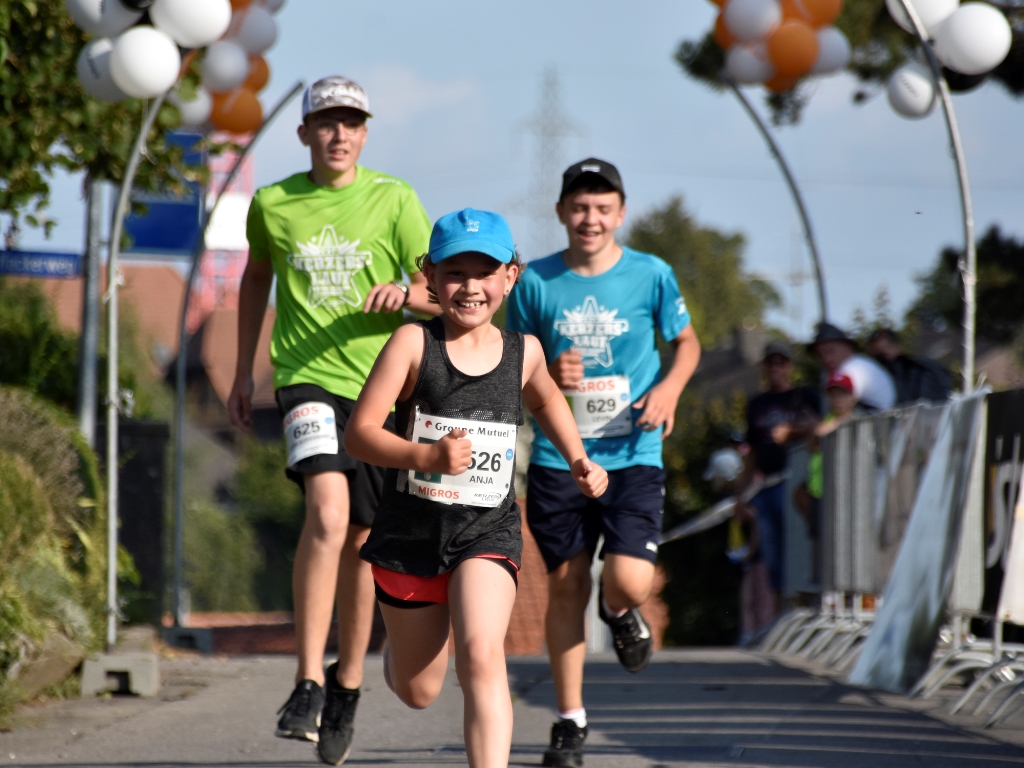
left=866, top=328, right=952, bottom=405
left=810, top=322, right=896, bottom=411
left=741, top=341, right=824, bottom=620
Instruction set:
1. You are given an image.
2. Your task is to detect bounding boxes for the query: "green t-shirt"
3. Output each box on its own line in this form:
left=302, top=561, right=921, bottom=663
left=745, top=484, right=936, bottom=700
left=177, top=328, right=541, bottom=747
left=247, top=167, right=431, bottom=400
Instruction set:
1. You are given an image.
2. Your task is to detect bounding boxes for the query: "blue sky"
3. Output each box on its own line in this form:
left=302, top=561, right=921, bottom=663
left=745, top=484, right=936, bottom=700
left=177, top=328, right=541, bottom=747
left=19, top=0, right=1024, bottom=341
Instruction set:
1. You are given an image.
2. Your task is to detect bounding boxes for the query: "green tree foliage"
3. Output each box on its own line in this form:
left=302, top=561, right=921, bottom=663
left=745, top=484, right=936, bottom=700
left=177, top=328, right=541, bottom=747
left=677, top=0, right=1024, bottom=124
left=907, top=225, right=1024, bottom=343
left=0, top=278, right=173, bottom=418
left=626, top=196, right=779, bottom=348
left=0, top=1, right=203, bottom=237
left=0, top=278, right=78, bottom=409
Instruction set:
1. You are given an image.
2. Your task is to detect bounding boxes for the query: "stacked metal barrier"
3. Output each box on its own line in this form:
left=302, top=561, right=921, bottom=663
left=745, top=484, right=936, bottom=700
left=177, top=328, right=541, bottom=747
left=763, top=399, right=973, bottom=677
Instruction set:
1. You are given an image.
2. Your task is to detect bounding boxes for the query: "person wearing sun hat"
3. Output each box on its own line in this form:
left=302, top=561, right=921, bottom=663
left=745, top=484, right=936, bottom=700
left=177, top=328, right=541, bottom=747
left=228, top=74, right=437, bottom=764
left=809, top=321, right=896, bottom=411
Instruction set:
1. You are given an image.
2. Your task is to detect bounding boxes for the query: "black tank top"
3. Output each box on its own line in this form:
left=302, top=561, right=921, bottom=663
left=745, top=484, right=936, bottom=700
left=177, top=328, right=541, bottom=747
left=360, top=317, right=525, bottom=577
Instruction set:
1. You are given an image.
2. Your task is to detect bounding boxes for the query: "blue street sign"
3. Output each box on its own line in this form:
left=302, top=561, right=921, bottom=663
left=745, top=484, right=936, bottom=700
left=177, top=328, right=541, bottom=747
left=0, top=250, right=81, bottom=278
left=124, top=131, right=205, bottom=257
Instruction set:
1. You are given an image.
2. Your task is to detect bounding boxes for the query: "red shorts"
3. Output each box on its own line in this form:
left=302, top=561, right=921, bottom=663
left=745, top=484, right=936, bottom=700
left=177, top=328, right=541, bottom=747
left=372, top=555, right=518, bottom=608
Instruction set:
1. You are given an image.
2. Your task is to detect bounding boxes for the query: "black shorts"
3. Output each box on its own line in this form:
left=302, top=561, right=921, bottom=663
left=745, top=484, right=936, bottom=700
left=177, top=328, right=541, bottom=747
left=275, top=383, right=395, bottom=528
left=526, top=464, right=665, bottom=573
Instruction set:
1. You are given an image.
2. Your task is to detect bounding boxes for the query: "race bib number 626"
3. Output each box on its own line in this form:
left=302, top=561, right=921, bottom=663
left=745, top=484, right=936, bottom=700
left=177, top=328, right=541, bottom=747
left=284, top=401, right=338, bottom=468
left=408, top=409, right=516, bottom=508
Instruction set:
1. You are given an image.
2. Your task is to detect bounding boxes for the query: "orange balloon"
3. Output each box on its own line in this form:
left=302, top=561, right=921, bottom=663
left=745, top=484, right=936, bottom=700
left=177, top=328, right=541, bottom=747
left=764, top=73, right=800, bottom=93
left=709, top=0, right=726, bottom=6
left=803, top=0, right=843, bottom=26
left=766, top=21, right=820, bottom=77
left=244, top=55, right=269, bottom=92
left=780, top=0, right=842, bottom=26
left=230, top=0, right=253, bottom=9
left=781, top=0, right=812, bottom=22
left=211, top=88, right=263, bottom=134
left=713, top=12, right=736, bottom=50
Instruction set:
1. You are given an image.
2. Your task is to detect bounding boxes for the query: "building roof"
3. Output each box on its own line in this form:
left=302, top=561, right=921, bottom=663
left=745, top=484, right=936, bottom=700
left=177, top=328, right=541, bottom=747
left=37, top=264, right=186, bottom=369
left=200, top=307, right=277, bottom=409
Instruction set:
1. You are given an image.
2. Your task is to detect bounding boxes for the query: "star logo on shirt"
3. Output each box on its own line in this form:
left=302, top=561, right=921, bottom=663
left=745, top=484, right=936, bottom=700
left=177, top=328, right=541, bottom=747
left=553, top=296, right=629, bottom=368
left=287, top=225, right=373, bottom=309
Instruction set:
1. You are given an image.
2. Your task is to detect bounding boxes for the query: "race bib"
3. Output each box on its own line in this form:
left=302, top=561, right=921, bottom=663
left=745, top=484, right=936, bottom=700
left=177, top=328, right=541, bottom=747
left=563, top=375, right=633, bottom=439
left=283, top=401, right=338, bottom=468
left=407, top=409, right=517, bottom=508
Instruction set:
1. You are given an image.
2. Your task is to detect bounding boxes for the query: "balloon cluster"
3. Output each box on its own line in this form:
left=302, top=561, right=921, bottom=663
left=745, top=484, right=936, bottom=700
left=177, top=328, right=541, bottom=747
left=886, top=0, right=1012, bottom=118
left=71, top=0, right=284, bottom=133
left=709, top=0, right=852, bottom=93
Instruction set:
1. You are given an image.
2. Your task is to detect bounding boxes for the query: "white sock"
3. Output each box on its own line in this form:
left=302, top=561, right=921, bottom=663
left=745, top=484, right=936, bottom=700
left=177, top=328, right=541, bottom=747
left=601, top=595, right=628, bottom=619
left=558, top=707, right=587, bottom=728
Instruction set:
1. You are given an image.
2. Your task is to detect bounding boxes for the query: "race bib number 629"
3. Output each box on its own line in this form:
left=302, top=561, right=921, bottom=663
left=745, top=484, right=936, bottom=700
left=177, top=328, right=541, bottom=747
left=284, top=401, right=338, bottom=468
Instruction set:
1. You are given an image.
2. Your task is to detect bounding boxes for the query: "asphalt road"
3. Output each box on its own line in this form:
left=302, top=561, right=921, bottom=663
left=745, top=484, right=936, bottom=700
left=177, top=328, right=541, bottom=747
left=3, top=649, right=1024, bottom=767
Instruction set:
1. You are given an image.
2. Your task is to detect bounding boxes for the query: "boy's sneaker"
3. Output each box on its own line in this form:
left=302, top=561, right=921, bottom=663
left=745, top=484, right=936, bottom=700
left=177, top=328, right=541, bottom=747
left=542, top=719, right=588, bottom=767
left=275, top=679, right=325, bottom=742
left=598, top=586, right=653, bottom=673
left=317, top=662, right=359, bottom=765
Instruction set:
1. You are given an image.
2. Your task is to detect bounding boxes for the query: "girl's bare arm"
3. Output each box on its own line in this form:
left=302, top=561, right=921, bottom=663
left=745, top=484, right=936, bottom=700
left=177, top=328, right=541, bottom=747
left=344, top=324, right=471, bottom=475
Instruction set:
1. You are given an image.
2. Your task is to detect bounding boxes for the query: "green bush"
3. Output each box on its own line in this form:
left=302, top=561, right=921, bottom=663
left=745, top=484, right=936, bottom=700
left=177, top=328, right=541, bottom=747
left=0, top=387, right=108, bottom=715
left=183, top=500, right=261, bottom=613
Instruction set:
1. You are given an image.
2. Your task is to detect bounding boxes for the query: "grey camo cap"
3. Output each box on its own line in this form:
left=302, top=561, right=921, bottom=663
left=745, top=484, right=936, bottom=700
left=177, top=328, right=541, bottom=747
left=302, top=76, right=372, bottom=119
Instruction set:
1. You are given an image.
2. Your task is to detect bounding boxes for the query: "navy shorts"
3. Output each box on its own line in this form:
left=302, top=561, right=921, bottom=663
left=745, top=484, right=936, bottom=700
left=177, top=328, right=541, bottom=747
left=275, top=383, right=395, bottom=528
left=526, top=464, right=665, bottom=573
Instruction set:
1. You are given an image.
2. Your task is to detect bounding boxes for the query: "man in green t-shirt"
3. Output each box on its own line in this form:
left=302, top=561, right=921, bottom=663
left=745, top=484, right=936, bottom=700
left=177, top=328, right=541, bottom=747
left=228, top=76, right=434, bottom=766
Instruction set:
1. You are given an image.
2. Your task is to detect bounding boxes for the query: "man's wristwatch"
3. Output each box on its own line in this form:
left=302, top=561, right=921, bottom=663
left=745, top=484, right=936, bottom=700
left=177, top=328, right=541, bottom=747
left=393, top=280, right=410, bottom=306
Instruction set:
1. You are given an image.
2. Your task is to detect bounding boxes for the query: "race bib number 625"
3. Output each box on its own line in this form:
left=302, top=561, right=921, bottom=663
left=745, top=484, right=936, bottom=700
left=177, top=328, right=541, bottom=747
left=284, top=401, right=338, bottom=468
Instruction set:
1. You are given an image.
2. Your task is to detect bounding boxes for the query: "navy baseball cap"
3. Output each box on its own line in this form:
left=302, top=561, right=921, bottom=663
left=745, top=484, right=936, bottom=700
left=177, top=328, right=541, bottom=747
left=427, top=208, right=516, bottom=264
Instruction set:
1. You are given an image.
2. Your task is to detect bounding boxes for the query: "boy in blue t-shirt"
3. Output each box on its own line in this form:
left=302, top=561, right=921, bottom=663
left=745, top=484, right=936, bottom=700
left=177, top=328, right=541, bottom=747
left=507, top=158, right=701, bottom=768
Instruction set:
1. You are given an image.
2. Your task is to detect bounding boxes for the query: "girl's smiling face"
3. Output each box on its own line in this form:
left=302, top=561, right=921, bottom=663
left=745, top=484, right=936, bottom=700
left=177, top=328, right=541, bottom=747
left=425, top=252, right=519, bottom=329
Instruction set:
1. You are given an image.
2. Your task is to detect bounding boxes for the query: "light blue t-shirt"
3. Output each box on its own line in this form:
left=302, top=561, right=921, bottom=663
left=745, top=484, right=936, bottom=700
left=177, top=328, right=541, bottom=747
left=507, top=246, right=692, bottom=471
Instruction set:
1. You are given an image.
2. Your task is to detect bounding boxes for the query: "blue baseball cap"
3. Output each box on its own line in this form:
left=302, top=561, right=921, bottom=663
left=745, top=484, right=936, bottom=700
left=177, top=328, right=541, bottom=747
left=427, top=208, right=515, bottom=264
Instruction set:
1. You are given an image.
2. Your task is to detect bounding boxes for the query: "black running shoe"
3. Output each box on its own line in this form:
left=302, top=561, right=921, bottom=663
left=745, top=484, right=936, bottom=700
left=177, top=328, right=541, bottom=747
left=599, top=586, right=653, bottom=673
left=275, top=679, right=325, bottom=742
left=317, top=662, right=359, bottom=765
left=542, top=719, right=588, bottom=767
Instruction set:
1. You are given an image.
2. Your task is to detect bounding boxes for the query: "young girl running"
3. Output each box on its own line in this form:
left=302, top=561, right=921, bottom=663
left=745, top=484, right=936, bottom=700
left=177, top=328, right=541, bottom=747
left=345, top=208, right=608, bottom=768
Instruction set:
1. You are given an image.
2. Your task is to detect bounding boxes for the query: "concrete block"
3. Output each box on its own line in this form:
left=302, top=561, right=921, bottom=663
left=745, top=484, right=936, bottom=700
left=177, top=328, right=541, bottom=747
left=11, top=633, right=84, bottom=700
left=81, top=652, right=159, bottom=698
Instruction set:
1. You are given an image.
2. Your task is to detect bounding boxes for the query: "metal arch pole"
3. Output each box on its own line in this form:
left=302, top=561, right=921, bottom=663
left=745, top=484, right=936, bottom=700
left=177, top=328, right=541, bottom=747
left=724, top=77, right=829, bottom=325
left=895, top=0, right=976, bottom=393
left=105, top=93, right=168, bottom=653
left=171, top=82, right=304, bottom=628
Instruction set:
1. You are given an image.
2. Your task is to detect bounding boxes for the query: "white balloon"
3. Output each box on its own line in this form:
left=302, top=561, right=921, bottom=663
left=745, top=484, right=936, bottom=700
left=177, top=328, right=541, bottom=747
left=933, top=3, right=1012, bottom=76
left=726, top=44, right=776, bottom=84
left=171, top=87, right=212, bottom=125
left=201, top=40, right=250, bottom=93
left=109, top=26, right=182, bottom=99
left=150, top=0, right=232, bottom=48
left=233, top=7, right=278, bottom=54
left=258, top=0, right=285, bottom=12
left=811, top=27, right=851, bottom=74
left=76, top=38, right=129, bottom=103
left=887, top=62, right=937, bottom=118
left=885, top=0, right=959, bottom=35
left=65, top=0, right=141, bottom=37
left=724, top=0, right=782, bottom=44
